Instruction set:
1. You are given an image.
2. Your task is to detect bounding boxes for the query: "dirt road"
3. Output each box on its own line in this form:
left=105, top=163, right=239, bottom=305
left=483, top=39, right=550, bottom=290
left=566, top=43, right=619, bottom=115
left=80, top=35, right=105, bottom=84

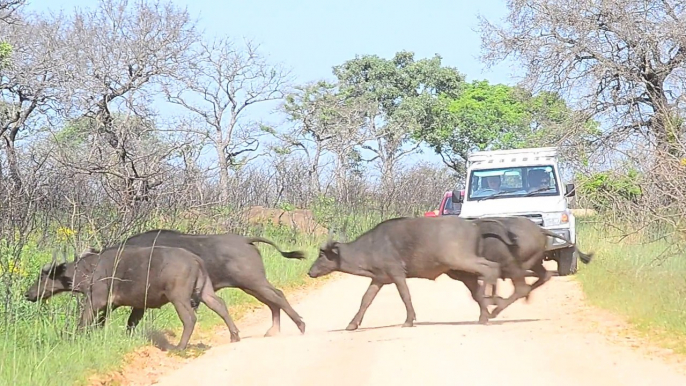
left=151, top=264, right=686, bottom=386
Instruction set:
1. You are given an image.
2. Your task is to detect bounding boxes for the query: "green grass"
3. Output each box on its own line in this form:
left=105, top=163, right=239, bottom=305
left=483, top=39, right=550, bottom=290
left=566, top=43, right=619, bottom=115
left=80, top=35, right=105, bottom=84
left=0, top=209, right=389, bottom=386
left=575, top=218, right=686, bottom=354
left=0, top=225, right=328, bottom=386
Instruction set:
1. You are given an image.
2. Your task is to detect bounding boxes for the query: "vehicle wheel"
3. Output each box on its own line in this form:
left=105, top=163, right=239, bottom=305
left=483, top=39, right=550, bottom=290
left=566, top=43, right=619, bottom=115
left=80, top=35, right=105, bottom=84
left=557, top=247, right=577, bottom=276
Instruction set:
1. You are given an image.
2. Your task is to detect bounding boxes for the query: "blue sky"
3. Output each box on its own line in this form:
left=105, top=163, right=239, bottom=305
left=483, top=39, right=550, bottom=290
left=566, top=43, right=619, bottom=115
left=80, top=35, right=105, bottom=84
left=27, top=0, right=523, bottom=170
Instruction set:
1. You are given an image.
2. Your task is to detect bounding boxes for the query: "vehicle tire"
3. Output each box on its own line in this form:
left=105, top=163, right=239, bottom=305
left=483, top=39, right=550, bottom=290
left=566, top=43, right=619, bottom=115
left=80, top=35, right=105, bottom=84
left=557, top=247, right=577, bottom=276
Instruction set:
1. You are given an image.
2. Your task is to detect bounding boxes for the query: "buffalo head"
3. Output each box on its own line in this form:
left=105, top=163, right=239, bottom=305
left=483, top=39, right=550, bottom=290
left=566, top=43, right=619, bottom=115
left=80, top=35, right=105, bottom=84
left=307, top=240, right=341, bottom=278
left=24, top=247, right=98, bottom=302
left=24, top=261, right=74, bottom=302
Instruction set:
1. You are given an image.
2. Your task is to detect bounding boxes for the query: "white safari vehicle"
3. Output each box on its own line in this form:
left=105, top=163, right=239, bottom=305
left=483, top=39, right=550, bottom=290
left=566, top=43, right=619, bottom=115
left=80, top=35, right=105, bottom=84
left=452, top=147, right=579, bottom=275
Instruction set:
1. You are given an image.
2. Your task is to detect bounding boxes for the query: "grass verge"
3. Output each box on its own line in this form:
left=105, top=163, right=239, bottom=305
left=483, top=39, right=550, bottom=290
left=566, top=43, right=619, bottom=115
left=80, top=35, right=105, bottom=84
left=575, top=218, right=686, bottom=354
left=0, top=224, right=328, bottom=386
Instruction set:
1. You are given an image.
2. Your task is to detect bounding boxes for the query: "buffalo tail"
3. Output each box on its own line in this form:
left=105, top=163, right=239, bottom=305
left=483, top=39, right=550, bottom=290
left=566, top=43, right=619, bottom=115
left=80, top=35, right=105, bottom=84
left=246, top=237, right=307, bottom=260
left=576, top=248, right=594, bottom=264
left=541, top=229, right=594, bottom=265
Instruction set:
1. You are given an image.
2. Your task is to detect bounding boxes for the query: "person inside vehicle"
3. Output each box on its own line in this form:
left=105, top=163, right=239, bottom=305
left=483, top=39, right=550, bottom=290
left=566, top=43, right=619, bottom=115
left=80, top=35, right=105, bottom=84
left=528, top=169, right=550, bottom=192
left=476, top=175, right=502, bottom=194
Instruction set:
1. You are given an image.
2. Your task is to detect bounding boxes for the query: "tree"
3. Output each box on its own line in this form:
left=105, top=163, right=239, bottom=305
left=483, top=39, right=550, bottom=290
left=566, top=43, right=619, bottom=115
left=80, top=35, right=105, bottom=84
left=0, top=12, right=68, bottom=190
left=0, top=0, right=24, bottom=25
left=163, top=37, right=292, bottom=203
left=276, top=80, right=370, bottom=202
left=59, top=0, right=198, bottom=208
left=477, top=0, right=686, bottom=157
left=421, top=80, right=584, bottom=172
left=332, top=51, right=464, bottom=197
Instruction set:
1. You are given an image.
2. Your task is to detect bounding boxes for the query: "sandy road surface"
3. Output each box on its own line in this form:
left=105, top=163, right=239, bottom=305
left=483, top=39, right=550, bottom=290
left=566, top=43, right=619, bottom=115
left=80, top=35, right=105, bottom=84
left=151, top=264, right=686, bottom=386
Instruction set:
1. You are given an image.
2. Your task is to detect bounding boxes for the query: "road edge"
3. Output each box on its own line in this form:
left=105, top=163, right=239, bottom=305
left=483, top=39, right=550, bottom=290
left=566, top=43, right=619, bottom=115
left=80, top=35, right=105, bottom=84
left=86, top=272, right=344, bottom=386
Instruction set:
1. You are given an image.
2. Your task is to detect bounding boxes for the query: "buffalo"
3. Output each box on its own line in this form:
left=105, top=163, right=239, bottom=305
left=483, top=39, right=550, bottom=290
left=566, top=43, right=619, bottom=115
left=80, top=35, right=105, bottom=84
left=120, top=229, right=307, bottom=337
left=25, top=245, right=240, bottom=350
left=307, top=216, right=507, bottom=330
left=462, top=216, right=594, bottom=320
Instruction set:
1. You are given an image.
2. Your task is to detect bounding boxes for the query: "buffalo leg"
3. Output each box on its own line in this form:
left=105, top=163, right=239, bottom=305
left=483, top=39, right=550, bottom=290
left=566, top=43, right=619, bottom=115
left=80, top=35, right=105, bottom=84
left=243, top=288, right=281, bottom=337
left=126, top=308, right=146, bottom=334
left=77, top=297, right=98, bottom=332
left=346, top=279, right=385, bottom=331
left=95, top=305, right=120, bottom=328
left=243, top=283, right=306, bottom=336
left=170, top=300, right=196, bottom=351
left=442, top=255, right=501, bottom=321
left=200, top=287, right=241, bottom=343
left=95, top=309, right=108, bottom=328
left=391, top=276, right=416, bottom=328
left=488, top=275, right=531, bottom=318
left=524, top=261, right=552, bottom=302
left=445, top=255, right=501, bottom=287
left=446, top=270, right=490, bottom=324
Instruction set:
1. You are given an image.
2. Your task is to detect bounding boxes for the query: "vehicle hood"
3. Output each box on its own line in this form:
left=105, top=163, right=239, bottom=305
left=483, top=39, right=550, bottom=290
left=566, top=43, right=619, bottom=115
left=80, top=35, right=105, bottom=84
left=459, top=195, right=568, bottom=218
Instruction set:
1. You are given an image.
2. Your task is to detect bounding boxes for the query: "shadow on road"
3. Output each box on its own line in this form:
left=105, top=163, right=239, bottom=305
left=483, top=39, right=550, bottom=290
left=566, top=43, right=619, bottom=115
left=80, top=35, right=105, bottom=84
left=146, top=329, right=211, bottom=353
left=328, top=318, right=543, bottom=333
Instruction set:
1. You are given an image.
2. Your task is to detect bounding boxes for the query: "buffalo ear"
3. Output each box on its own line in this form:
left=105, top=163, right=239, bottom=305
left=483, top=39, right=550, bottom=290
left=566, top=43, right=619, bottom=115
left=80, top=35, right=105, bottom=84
left=321, top=240, right=340, bottom=260
left=44, top=262, right=66, bottom=278
left=77, top=247, right=99, bottom=260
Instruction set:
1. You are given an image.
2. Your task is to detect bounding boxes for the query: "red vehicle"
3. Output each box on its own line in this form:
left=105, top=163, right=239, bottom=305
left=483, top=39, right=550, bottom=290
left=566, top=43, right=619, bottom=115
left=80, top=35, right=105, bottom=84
left=424, top=190, right=464, bottom=217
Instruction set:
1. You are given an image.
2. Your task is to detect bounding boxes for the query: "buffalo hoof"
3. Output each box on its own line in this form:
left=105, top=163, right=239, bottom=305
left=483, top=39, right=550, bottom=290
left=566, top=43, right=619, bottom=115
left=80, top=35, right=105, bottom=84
left=297, top=321, right=306, bottom=334
left=264, top=327, right=280, bottom=337
left=401, top=321, right=414, bottom=328
left=230, top=334, right=241, bottom=343
left=478, top=315, right=490, bottom=325
left=345, top=322, right=359, bottom=331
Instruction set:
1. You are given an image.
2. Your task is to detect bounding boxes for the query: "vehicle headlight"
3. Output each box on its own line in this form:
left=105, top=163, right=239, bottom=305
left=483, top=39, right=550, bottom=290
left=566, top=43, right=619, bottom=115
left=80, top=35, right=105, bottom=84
left=542, top=212, right=569, bottom=226
left=548, top=230, right=570, bottom=245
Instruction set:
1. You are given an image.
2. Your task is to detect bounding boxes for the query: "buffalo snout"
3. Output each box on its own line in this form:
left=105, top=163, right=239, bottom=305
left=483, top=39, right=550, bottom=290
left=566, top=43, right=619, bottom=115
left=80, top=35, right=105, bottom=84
left=24, top=288, right=38, bottom=302
left=307, top=268, right=321, bottom=278
left=307, top=262, right=328, bottom=278
left=307, top=258, right=336, bottom=278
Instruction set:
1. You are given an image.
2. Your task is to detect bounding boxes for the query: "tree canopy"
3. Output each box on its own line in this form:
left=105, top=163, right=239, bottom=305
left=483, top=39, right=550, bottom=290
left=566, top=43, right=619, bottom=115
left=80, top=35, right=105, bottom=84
left=419, top=79, right=582, bottom=172
left=477, top=0, right=686, bottom=158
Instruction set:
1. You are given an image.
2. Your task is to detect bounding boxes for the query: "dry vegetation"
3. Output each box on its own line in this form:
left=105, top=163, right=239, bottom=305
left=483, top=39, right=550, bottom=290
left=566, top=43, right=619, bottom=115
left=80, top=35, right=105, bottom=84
left=0, top=1, right=455, bottom=384
left=477, top=0, right=686, bottom=354
left=1, top=0, right=686, bottom=384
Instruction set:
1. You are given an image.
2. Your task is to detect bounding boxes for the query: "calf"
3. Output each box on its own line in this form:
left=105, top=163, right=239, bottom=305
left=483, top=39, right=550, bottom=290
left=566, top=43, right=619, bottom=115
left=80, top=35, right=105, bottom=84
left=307, top=216, right=508, bottom=330
left=121, top=229, right=307, bottom=337
left=25, top=245, right=240, bottom=350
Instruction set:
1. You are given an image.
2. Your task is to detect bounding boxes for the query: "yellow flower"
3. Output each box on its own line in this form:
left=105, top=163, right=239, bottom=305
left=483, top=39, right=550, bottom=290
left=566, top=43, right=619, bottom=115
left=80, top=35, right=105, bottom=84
left=0, top=260, right=27, bottom=277
left=680, top=158, right=686, bottom=167
left=56, top=227, right=75, bottom=242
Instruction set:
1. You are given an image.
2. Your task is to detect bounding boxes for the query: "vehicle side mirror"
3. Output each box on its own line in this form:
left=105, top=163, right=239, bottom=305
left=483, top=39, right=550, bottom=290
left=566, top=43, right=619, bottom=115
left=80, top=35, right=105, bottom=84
left=451, top=189, right=464, bottom=203
left=565, top=183, right=575, bottom=197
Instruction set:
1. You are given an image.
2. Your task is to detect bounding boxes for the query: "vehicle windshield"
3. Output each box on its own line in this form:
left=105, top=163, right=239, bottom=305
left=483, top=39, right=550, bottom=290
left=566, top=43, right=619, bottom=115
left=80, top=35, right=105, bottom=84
left=466, top=165, right=560, bottom=201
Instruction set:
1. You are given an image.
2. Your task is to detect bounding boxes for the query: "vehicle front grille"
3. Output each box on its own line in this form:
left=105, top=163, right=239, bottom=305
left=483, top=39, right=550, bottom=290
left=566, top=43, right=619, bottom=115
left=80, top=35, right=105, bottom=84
left=465, top=213, right=544, bottom=226
left=513, top=214, right=543, bottom=226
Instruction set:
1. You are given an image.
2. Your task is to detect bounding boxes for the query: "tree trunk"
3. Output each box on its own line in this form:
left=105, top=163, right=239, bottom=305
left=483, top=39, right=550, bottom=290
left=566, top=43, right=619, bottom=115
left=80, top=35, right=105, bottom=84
left=309, top=146, right=322, bottom=204
left=4, top=138, right=21, bottom=192
left=213, top=139, right=231, bottom=203
left=334, top=153, right=349, bottom=205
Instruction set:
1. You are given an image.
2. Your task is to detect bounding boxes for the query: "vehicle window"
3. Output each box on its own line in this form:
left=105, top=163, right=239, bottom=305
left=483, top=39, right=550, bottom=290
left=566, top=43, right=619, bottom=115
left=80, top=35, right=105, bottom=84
left=467, top=165, right=559, bottom=201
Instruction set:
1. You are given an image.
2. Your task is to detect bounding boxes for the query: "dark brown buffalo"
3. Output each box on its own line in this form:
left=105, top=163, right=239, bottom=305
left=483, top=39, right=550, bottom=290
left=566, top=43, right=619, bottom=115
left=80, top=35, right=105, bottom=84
left=307, top=216, right=508, bottom=330
left=25, top=245, right=240, bottom=350
left=121, top=229, right=307, bottom=337
left=461, top=216, right=594, bottom=320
